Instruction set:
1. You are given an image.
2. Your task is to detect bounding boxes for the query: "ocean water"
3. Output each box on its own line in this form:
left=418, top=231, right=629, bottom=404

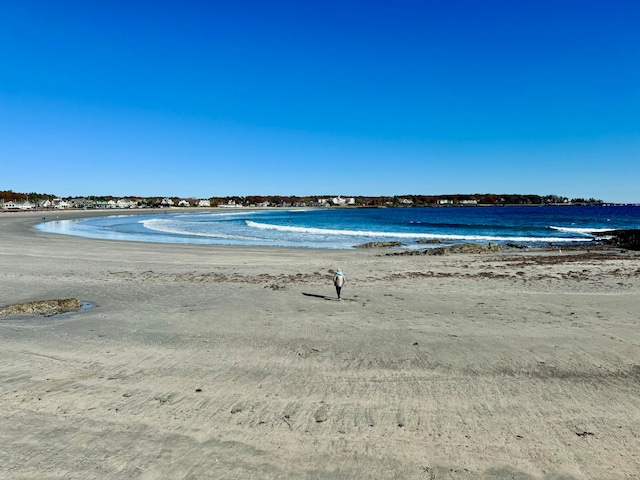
left=35, top=205, right=640, bottom=250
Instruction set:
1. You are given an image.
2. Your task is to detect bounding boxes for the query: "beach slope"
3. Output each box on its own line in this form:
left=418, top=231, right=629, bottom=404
left=1, top=211, right=639, bottom=479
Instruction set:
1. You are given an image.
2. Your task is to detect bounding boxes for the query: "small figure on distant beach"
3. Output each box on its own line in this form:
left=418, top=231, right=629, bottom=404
left=333, top=269, right=345, bottom=300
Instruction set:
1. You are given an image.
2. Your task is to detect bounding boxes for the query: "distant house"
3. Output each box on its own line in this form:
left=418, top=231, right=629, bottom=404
left=399, top=198, right=413, bottom=205
left=3, top=201, right=19, bottom=210
left=220, top=200, right=242, bottom=208
left=20, top=201, right=36, bottom=210
left=438, top=199, right=454, bottom=205
left=197, top=199, right=211, bottom=207
left=117, top=198, right=135, bottom=208
left=161, top=198, right=174, bottom=206
left=178, top=200, right=191, bottom=207
left=71, top=197, right=95, bottom=208
left=459, top=200, right=478, bottom=205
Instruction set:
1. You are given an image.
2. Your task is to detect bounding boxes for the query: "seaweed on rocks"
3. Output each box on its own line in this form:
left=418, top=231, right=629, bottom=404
left=595, top=229, right=640, bottom=251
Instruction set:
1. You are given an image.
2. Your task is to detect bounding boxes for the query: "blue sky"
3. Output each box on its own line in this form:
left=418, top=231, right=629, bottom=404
left=1, top=1, right=639, bottom=202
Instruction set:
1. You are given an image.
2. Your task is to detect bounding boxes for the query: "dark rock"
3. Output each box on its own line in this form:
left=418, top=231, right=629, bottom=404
left=425, top=242, right=503, bottom=255
left=353, top=242, right=404, bottom=248
left=353, top=241, right=404, bottom=248
left=596, top=229, right=640, bottom=251
left=386, top=243, right=503, bottom=256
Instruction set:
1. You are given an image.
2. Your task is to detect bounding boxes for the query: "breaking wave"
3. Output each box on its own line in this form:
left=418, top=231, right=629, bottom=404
left=142, top=218, right=264, bottom=241
left=246, top=221, right=592, bottom=243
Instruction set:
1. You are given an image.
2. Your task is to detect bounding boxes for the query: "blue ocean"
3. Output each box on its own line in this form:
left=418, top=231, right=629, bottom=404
left=36, top=205, right=640, bottom=249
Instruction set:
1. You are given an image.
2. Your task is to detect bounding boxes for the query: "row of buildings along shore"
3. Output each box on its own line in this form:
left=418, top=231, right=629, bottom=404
left=0, top=196, right=358, bottom=211
left=2, top=194, right=614, bottom=211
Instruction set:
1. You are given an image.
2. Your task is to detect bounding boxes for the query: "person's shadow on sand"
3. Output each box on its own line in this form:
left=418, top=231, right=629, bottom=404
left=302, top=292, right=339, bottom=301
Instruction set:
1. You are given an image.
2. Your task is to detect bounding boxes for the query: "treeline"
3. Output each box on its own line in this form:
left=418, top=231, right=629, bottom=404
left=0, top=190, right=58, bottom=202
left=185, top=194, right=604, bottom=206
left=1, top=190, right=604, bottom=207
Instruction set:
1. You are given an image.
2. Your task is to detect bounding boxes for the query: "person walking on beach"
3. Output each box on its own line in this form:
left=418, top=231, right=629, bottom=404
left=333, top=269, right=345, bottom=300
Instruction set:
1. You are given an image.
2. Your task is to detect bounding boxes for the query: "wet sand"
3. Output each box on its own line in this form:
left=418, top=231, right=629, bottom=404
left=1, top=210, right=639, bottom=479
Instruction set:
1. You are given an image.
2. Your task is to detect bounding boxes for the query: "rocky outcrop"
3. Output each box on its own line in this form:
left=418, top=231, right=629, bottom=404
left=596, top=229, right=640, bottom=251
left=353, top=241, right=404, bottom=248
left=427, top=242, right=503, bottom=255
left=387, top=242, right=503, bottom=256
left=0, top=298, right=83, bottom=317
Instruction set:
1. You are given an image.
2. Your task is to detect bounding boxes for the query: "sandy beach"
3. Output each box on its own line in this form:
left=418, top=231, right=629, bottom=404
left=1, top=210, right=639, bottom=479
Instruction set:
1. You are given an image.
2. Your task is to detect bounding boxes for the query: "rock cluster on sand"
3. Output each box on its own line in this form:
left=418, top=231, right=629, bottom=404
left=353, top=241, right=405, bottom=248
left=0, top=298, right=82, bottom=317
left=387, top=242, right=503, bottom=256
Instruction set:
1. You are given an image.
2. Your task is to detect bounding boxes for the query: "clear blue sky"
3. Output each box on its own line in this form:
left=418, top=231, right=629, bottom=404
left=1, top=0, right=638, bottom=202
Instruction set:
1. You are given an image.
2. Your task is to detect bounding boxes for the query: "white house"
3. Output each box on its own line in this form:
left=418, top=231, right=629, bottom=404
left=329, top=196, right=356, bottom=206
left=220, top=200, right=242, bottom=208
left=117, top=198, right=136, bottom=208
left=438, top=199, right=454, bottom=205
left=178, top=200, right=191, bottom=207
left=161, top=198, right=174, bottom=206
left=197, top=199, right=211, bottom=207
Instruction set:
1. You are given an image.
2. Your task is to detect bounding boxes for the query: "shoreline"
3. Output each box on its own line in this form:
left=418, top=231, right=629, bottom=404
left=1, top=213, right=639, bottom=478
left=9, top=208, right=637, bottom=252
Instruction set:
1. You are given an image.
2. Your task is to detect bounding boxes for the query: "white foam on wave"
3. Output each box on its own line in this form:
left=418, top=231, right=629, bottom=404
left=142, top=218, right=265, bottom=241
left=246, top=221, right=592, bottom=243
left=199, top=210, right=260, bottom=218
left=549, top=226, right=615, bottom=235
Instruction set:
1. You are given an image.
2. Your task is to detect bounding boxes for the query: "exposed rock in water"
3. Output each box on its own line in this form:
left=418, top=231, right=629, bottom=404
left=353, top=241, right=404, bottom=248
left=0, top=298, right=83, bottom=317
left=387, top=242, right=503, bottom=256
left=595, top=229, right=640, bottom=251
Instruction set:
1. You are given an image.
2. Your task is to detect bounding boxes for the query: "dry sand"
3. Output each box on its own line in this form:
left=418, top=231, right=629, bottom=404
left=1, top=210, right=639, bottom=479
